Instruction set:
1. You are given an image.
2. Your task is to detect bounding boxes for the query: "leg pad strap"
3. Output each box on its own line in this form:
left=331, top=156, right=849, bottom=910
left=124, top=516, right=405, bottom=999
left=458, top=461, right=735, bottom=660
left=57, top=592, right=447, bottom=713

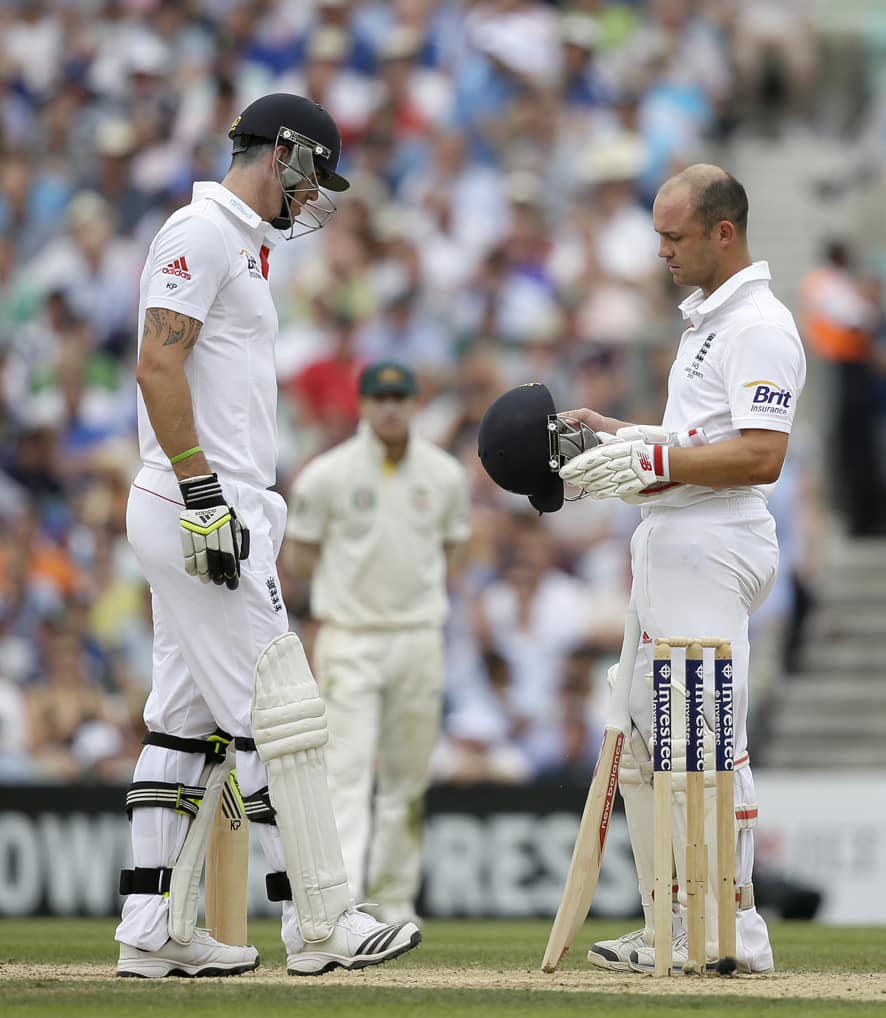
left=125, top=781, right=205, bottom=818
left=119, top=866, right=172, bottom=896
left=266, top=870, right=292, bottom=902
left=143, top=728, right=232, bottom=761
left=242, top=786, right=276, bottom=824
left=738, top=881, right=755, bottom=910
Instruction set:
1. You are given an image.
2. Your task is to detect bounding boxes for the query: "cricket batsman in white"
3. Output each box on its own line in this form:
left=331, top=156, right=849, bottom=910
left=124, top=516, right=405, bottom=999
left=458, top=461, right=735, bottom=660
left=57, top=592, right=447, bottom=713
left=115, top=93, right=421, bottom=978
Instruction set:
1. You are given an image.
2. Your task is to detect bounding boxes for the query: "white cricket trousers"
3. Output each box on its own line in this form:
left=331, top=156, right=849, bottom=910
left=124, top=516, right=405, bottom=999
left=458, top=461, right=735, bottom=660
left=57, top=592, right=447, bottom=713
left=116, top=467, right=299, bottom=951
left=313, top=624, right=444, bottom=916
left=627, top=495, right=779, bottom=967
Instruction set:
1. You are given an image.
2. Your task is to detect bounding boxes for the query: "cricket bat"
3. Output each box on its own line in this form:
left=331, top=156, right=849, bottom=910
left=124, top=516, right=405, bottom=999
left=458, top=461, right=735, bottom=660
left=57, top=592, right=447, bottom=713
left=541, top=602, right=640, bottom=972
left=204, top=770, right=250, bottom=946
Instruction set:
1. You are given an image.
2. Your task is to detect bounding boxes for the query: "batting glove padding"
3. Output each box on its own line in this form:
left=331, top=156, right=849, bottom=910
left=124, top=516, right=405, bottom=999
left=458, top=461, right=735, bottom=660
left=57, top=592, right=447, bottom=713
left=615, top=425, right=708, bottom=449
left=559, top=438, right=669, bottom=499
left=179, top=474, right=250, bottom=590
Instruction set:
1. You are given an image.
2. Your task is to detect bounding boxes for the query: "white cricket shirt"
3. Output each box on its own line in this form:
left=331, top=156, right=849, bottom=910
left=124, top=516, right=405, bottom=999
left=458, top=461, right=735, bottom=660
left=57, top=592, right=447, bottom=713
left=658, top=261, right=806, bottom=508
left=288, top=422, right=471, bottom=628
left=136, top=181, right=279, bottom=488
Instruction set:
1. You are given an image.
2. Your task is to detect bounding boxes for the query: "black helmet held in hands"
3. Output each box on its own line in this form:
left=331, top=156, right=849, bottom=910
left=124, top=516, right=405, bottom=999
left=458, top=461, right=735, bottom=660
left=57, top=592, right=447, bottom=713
left=478, top=382, right=600, bottom=513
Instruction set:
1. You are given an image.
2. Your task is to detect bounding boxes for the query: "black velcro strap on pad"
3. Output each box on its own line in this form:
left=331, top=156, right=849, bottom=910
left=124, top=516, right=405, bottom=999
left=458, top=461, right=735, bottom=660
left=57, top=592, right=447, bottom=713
left=234, top=736, right=257, bottom=751
left=143, top=729, right=232, bottom=761
left=125, top=781, right=205, bottom=818
left=266, top=870, right=292, bottom=902
left=242, top=786, right=275, bottom=824
left=119, top=867, right=173, bottom=896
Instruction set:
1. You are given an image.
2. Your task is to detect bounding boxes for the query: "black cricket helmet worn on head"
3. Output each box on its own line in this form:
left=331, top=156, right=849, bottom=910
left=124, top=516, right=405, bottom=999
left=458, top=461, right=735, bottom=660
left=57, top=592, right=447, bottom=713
left=228, top=93, right=349, bottom=237
left=478, top=383, right=600, bottom=513
left=229, top=93, right=349, bottom=190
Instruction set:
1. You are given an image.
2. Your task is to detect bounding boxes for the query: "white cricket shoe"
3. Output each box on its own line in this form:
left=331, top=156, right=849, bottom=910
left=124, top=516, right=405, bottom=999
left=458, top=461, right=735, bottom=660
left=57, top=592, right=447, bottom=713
left=368, top=902, right=423, bottom=927
left=629, top=930, right=689, bottom=974
left=286, top=907, right=421, bottom=976
left=587, top=928, right=648, bottom=971
left=116, top=928, right=260, bottom=978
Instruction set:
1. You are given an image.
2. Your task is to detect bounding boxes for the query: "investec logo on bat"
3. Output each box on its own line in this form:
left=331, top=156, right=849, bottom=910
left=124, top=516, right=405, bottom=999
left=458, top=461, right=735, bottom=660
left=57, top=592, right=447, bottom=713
left=745, top=379, right=792, bottom=416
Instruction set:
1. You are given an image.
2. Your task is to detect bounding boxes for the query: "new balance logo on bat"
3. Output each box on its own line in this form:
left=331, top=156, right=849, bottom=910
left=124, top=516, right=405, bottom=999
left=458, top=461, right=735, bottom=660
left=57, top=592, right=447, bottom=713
left=162, top=256, right=191, bottom=279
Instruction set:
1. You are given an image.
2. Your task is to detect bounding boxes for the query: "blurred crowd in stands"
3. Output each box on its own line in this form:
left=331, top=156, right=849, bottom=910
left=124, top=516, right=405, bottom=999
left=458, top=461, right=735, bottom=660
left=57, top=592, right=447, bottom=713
left=0, top=0, right=883, bottom=785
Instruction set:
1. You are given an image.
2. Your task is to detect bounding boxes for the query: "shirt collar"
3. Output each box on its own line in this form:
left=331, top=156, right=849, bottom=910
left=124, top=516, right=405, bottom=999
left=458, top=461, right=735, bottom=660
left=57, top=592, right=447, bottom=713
left=192, top=181, right=277, bottom=249
left=678, top=260, right=771, bottom=327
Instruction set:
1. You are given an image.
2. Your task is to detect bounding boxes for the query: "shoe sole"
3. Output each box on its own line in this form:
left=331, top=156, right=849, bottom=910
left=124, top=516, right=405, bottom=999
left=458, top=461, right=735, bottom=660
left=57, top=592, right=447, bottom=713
left=630, top=964, right=685, bottom=975
left=288, top=928, right=422, bottom=977
left=117, top=957, right=261, bottom=979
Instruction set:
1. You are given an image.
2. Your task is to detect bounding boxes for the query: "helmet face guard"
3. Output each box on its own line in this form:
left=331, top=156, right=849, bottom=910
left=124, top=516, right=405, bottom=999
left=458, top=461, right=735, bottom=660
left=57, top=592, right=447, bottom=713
left=547, top=414, right=599, bottom=470
left=477, top=383, right=601, bottom=513
left=228, top=94, right=349, bottom=238
left=271, top=126, right=337, bottom=239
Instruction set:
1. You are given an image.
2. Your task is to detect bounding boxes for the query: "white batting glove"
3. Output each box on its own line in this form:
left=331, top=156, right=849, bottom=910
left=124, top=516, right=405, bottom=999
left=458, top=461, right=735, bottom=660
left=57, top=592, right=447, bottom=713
left=614, top=425, right=670, bottom=445
left=559, top=438, right=669, bottom=499
left=609, top=425, right=708, bottom=503
left=615, top=425, right=708, bottom=448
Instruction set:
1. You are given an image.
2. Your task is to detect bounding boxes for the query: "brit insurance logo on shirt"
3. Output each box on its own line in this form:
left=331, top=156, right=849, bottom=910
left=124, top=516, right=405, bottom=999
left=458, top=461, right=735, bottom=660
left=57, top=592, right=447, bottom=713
left=240, top=248, right=262, bottom=279
left=744, top=379, right=793, bottom=416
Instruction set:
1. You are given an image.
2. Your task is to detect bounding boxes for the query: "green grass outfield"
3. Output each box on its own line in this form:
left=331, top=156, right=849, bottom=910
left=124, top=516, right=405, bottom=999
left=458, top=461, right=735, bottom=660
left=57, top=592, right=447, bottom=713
left=1, top=918, right=885, bottom=1017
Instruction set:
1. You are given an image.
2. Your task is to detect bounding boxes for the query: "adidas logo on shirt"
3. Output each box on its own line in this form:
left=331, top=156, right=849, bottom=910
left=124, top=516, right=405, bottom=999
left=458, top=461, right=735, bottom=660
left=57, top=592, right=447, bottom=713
left=162, top=256, right=191, bottom=280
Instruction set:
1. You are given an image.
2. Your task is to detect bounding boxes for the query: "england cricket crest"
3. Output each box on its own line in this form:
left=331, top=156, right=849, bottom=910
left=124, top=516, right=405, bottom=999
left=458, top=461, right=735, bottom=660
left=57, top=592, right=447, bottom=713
left=352, top=486, right=376, bottom=511
left=685, top=332, right=716, bottom=380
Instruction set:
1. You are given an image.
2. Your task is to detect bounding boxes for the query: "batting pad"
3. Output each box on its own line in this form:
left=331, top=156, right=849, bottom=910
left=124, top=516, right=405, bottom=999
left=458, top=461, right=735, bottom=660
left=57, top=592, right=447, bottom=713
left=619, top=725, right=680, bottom=941
left=168, top=744, right=234, bottom=944
left=252, top=632, right=352, bottom=941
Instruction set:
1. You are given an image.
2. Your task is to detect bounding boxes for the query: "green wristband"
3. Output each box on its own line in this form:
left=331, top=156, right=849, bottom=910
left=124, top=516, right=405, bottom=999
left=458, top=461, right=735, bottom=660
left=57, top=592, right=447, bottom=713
left=170, top=445, right=202, bottom=465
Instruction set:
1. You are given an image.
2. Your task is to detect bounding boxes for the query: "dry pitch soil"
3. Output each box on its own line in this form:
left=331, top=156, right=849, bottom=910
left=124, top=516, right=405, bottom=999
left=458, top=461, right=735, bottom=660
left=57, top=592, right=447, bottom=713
left=2, top=962, right=885, bottom=1001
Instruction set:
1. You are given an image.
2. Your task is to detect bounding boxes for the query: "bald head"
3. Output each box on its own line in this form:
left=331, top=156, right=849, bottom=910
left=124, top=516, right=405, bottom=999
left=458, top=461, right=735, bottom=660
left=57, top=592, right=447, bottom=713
left=658, top=164, right=748, bottom=237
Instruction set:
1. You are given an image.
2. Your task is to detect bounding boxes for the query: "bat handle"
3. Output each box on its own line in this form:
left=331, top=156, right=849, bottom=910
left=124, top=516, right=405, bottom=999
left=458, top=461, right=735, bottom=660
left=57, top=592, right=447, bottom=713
left=607, top=599, right=640, bottom=732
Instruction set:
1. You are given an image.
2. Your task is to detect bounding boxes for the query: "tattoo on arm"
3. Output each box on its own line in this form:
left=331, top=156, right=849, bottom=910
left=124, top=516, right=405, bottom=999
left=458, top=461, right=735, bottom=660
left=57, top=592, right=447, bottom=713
left=144, top=308, right=202, bottom=350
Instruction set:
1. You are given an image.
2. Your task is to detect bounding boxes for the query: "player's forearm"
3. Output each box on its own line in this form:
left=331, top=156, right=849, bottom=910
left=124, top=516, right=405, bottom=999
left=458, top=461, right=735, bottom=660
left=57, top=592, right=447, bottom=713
left=136, top=362, right=210, bottom=479
left=667, top=432, right=787, bottom=488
